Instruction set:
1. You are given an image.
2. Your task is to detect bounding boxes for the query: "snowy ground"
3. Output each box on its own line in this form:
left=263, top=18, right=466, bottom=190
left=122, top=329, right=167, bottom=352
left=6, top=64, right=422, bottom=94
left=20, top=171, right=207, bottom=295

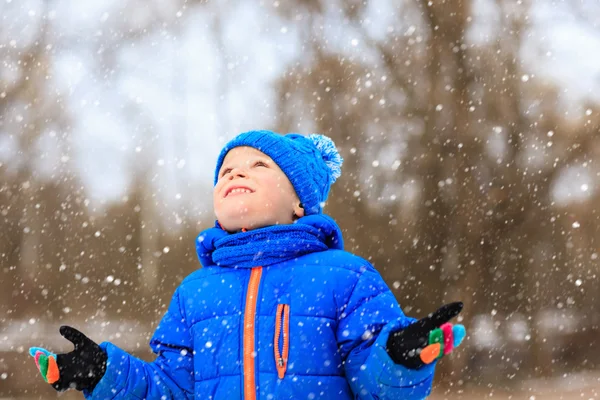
left=3, top=375, right=600, bottom=400
left=430, top=371, right=600, bottom=399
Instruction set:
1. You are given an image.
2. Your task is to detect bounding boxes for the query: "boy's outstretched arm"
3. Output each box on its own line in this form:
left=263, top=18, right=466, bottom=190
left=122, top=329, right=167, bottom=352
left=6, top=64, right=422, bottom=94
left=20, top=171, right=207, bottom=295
left=30, top=289, right=194, bottom=400
left=337, top=267, right=465, bottom=400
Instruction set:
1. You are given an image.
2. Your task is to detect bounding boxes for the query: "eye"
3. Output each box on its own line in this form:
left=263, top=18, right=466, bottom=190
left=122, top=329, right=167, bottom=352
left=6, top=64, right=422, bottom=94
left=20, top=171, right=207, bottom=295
left=220, top=168, right=232, bottom=177
left=254, top=161, right=268, bottom=167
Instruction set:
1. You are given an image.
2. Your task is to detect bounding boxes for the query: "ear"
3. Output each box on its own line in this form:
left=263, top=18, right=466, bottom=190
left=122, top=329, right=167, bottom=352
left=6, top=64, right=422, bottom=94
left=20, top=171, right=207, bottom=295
left=293, top=202, right=305, bottom=219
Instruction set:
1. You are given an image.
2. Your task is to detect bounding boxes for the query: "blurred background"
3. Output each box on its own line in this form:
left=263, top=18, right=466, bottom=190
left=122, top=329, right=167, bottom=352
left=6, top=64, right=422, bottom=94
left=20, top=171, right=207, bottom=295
left=2, top=0, right=600, bottom=398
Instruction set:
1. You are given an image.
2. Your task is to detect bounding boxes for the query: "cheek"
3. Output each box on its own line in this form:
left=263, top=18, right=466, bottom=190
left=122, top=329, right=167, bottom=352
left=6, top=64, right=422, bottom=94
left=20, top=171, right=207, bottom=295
left=277, top=178, right=298, bottom=202
left=272, top=185, right=298, bottom=208
left=271, top=175, right=292, bottom=192
left=213, top=185, right=227, bottom=211
left=267, top=180, right=291, bottom=201
left=213, top=179, right=228, bottom=199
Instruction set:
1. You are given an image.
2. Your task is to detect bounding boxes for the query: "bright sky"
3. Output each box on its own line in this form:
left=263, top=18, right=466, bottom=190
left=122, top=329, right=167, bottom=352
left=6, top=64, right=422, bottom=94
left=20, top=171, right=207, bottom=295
left=46, top=1, right=301, bottom=221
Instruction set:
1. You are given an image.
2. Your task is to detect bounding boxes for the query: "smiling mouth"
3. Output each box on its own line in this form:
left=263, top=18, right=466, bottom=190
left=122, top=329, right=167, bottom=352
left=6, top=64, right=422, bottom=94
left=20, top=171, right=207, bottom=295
left=225, top=188, right=254, bottom=198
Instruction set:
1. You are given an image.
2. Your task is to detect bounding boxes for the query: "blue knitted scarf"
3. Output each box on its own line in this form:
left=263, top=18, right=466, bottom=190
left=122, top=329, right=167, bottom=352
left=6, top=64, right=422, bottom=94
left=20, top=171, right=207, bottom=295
left=195, top=214, right=344, bottom=268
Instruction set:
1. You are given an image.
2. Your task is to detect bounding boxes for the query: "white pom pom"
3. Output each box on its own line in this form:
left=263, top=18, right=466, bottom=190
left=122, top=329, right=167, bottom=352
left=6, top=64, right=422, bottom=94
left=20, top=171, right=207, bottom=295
left=307, top=134, right=343, bottom=183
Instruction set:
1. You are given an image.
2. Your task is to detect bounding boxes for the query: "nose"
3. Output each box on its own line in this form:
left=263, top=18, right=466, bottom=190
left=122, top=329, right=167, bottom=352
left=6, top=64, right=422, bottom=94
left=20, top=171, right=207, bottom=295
left=228, top=167, right=247, bottom=179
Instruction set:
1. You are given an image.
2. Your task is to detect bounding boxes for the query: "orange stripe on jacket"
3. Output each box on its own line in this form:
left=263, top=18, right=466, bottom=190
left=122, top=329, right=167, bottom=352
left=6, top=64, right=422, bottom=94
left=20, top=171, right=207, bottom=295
left=243, top=267, right=262, bottom=400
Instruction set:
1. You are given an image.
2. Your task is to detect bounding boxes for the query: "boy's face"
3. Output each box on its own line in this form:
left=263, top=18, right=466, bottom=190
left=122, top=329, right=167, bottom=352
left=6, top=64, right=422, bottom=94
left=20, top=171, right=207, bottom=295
left=214, top=146, right=304, bottom=232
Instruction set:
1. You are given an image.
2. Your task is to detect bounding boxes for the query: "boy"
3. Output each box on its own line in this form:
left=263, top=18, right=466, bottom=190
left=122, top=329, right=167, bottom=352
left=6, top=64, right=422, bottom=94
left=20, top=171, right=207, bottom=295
left=30, top=130, right=465, bottom=399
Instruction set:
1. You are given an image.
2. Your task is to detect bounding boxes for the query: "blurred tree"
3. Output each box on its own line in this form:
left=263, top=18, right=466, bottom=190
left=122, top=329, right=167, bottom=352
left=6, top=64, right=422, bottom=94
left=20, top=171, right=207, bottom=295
left=274, top=0, right=600, bottom=387
left=0, top=0, right=70, bottom=319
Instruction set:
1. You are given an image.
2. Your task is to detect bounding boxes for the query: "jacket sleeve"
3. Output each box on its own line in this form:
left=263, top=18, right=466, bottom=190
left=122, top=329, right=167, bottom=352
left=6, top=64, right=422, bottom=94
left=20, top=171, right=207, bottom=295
left=84, top=289, right=194, bottom=400
left=338, top=267, right=436, bottom=399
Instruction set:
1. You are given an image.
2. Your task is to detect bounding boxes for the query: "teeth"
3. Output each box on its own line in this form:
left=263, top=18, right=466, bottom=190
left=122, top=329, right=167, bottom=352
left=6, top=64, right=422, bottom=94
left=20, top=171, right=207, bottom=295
left=227, top=188, right=252, bottom=196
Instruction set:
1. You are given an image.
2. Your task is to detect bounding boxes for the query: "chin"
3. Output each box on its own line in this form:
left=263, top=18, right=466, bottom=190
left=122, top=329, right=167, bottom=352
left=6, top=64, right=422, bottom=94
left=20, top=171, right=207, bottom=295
left=216, top=214, right=267, bottom=232
left=216, top=207, right=291, bottom=231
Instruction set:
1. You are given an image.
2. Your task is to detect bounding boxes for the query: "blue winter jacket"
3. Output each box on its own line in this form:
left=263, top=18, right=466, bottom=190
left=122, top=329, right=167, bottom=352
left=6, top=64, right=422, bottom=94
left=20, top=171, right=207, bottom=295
left=85, top=215, right=436, bottom=399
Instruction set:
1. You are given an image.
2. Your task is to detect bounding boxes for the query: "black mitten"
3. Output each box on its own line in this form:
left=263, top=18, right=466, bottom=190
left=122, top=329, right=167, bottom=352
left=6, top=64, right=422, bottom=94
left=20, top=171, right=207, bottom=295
left=30, top=325, right=107, bottom=392
left=386, top=302, right=465, bottom=369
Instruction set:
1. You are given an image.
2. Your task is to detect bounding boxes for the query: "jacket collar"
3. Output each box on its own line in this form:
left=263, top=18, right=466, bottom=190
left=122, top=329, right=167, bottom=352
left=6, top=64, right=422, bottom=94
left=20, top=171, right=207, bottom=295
left=195, top=214, right=344, bottom=268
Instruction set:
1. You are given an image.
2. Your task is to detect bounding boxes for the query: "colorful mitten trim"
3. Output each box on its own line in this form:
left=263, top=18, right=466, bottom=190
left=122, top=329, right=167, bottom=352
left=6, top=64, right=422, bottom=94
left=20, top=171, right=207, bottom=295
left=419, top=324, right=466, bottom=365
left=29, top=347, right=60, bottom=384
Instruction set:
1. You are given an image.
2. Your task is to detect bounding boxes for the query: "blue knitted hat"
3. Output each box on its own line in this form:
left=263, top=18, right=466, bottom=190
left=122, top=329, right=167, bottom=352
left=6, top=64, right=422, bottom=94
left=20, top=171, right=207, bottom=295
left=214, top=130, right=343, bottom=215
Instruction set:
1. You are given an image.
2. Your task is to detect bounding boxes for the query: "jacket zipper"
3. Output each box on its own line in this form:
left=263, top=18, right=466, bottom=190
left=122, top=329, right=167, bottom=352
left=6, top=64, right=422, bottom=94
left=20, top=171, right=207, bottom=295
left=243, top=267, right=262, bottom=400
left=274, top=303, right=290, bottom=379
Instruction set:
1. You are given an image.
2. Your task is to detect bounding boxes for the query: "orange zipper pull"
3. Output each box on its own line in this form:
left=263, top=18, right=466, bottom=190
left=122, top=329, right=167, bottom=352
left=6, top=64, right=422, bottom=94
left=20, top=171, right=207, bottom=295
left=274, top=304, right=290, bottom=379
